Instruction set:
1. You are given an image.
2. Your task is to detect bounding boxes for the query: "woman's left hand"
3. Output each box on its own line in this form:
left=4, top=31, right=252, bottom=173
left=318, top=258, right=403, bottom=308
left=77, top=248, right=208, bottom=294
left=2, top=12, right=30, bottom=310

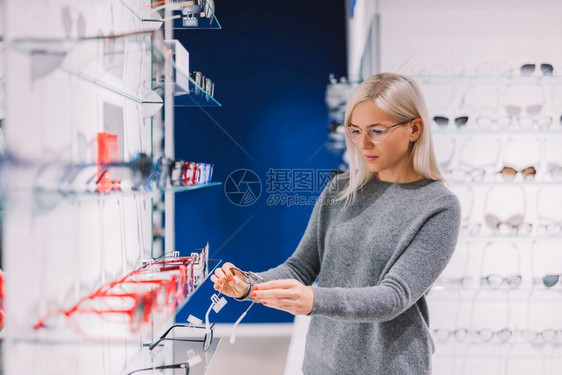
left=250, top=279, right=314, bottom=315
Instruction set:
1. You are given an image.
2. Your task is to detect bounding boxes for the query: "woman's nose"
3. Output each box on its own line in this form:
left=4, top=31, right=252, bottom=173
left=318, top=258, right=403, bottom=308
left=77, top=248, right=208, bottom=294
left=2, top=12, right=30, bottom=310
left=359, top=132, right=373, bottom=149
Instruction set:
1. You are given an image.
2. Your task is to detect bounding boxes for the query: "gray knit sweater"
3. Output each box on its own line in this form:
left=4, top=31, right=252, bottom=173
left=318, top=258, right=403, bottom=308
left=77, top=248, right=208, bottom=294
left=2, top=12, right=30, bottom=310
left=243, top=172, right=461, bottom=375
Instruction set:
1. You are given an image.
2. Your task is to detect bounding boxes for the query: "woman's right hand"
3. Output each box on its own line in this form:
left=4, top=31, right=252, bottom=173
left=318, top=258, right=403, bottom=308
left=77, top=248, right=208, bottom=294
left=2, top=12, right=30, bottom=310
left=210, top=262, right=251, bottom=299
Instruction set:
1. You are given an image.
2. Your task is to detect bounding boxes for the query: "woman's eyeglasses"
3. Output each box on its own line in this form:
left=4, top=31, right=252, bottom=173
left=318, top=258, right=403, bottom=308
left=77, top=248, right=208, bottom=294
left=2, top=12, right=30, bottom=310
left=345, top=119, right=413, bottom=144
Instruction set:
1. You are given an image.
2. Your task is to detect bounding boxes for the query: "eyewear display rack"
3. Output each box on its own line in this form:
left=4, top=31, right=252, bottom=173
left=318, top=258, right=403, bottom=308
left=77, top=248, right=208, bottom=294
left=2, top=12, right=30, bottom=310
left=423, top=73, right=562, bottom=374
left=1, top=1, right=223, bottom=374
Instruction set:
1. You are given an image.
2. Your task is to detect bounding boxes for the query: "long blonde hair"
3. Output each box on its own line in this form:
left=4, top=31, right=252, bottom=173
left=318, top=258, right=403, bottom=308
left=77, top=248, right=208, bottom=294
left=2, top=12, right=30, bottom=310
left=336, top=73, right=443, bottom=207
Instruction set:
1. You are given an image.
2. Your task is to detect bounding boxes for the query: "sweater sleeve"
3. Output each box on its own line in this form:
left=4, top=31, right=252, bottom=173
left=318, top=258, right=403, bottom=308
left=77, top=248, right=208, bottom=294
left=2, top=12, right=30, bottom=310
left=310, top=194, right=461, bottom=322
left=234, top=175, right=340, bottom=303
left=254, top=175, right=340, bottom=285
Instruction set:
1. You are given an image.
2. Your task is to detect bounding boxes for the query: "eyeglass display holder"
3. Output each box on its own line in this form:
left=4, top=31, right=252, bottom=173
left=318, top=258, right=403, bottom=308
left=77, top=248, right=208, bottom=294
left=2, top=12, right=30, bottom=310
left=118, top=0, right=221, bottom=30
left=2, top=1, right=222, bottom=374
left=424, top=70, right=562, bottom=372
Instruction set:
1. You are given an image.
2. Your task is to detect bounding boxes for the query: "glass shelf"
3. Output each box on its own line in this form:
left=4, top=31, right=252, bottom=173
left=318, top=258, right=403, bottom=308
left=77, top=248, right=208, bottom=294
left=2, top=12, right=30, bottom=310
left=125, top=338, right=221, bottom=375
left=119, top=0, right=221, bottom=30
left=459, top=234, right=562, bottom=240
left=152, top=259, right=223, bottom=320
left=172, top=338, right=222, bottom=375
left=434, top=340, right=562, bottom=346
left=152, top=44, right=221, bottom=107
left=411, top=74, right=562, bottom=86
left=118, top=0, right=164, bottom=25
left=14, top=182, right=222, bottom=209
left=6, top=259, right=223, bottom=346
left=0, top=157, right=222, bottom=202
left=168, top=0, right=221, bottom=30
left=433, top=127, right=562, bottom=135
left=159, top=182, right=222, bottom=194
left=431, top=286, right=562, bottom=293
left=445, top=180, right=562, bottom=187
left=10, top=33, right=163, bottom=108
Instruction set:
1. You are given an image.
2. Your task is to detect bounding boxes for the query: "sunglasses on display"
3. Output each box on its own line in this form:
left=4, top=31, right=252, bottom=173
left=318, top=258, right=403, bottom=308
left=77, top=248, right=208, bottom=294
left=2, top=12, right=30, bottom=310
left=538, top=219, right=562, bottom=236
left=33, top=246, right=209, bottom=335
left=446, top=166, right=488, bottom=182
left=149, top=322, right=215, bottom=352
left=520, top=63, right=554, bottom=76
left=146, top=0, right=216, bottom=26
left=474, top=115, right=512, bottom=129
left=190, top=71, right=215, bottom=98
left=546, top=162, right=562, bottom=181
left=433, top=276, right=475, bottom=289
left=484, top=213, right=532, bottom=235
left=168, top=159, right=214, bottom=188
left=474, top=115, right=553, bottom=130
left=473, top=61, right=514, bottom=76
left=446, top=158, right=499, bottom=182
left=483, top=187, right=532, bottom=235
left=434, top=328, right=561, bottom=344
left=537, top=206, right=562, bottom=235
left=480, top=273, right=522, bottom=289
left=497, top=166, right=537, bottom=181
left=33, top=272, right=170, bottom=334
left=461, top=221, right=482, bottom=236
left=181, top=0, right=215, bottom=27
left=516, top=116, right=553, bottom=129
left=520, top=329, right=561, bottom=343
left=536, top=188, right=562, bottom=235
left=345, top=119, right=414, bottom=144
left=505, top=104, right=543, bottom=117
left=533, top=274, right=562, bottom=288
left=432, top=116, right=469, bottom=128
left=127, top=349, right=201, bottom=375
left=454, top=187, right=482, bottom=235
left=444, top=137, right=501, bottom=183
left=433, top=328, right=513, bottom=343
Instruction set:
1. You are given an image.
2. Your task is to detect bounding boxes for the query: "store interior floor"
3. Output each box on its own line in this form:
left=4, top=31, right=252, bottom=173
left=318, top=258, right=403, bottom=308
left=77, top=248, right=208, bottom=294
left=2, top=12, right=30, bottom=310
left=208, top=323, right=298, bottom=375
left=208, top=336, right=291, bottom=375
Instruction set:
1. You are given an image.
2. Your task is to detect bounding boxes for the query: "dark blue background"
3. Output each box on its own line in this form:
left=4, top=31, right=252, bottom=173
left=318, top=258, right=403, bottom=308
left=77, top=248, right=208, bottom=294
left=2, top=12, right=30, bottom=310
left=174, top=0, right=347, bottom=323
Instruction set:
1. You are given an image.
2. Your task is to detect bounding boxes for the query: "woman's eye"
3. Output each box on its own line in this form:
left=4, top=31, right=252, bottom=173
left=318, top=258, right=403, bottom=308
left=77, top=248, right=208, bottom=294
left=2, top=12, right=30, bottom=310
left=369, top=129, right=385, bottom=136
left=350, top=129, right=361, bottom=135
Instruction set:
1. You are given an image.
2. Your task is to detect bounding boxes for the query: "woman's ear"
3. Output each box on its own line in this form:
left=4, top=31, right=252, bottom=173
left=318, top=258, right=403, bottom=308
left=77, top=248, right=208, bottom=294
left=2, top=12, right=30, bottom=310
left=410, top=118, right=424, bottom=140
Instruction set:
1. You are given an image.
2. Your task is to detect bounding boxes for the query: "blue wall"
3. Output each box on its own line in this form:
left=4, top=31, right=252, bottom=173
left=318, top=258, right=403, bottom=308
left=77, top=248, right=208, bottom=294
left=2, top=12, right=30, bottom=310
left=174, top=0, right=347, bottom=323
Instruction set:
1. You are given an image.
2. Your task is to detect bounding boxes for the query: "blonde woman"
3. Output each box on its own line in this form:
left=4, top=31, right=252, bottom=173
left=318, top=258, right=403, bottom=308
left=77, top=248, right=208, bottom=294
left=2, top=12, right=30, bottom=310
left=211, top=73, right=461, bottom=374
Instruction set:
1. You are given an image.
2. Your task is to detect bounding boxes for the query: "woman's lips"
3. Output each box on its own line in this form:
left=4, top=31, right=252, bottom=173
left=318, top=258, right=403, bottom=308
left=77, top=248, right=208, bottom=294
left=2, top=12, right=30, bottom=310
left=365, top=155, right=379, bottom=161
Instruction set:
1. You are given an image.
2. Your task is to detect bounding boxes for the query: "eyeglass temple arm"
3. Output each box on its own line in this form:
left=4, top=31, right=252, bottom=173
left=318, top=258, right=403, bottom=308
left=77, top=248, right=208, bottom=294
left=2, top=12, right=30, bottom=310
left=230, top=300, right=257, bottom=344
left=127, top=363, right=186, bottom=375
left=149, top=322, right=215, bottom=350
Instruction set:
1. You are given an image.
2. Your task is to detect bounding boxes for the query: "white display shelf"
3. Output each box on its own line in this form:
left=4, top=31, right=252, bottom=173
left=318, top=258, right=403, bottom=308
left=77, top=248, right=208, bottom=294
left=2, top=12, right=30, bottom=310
left=445, top=180, right=562, bottom=187
left=119, top=0, right=221, bottom=30
left=433, top=127, right=562, bottom=135
left=7, top=259, right=222, bottom=346
left=411, top=74, right=562, bottom=86
left=152, top=43, right=221, bottom=107
left=10, top=33, right=162, bottom=107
